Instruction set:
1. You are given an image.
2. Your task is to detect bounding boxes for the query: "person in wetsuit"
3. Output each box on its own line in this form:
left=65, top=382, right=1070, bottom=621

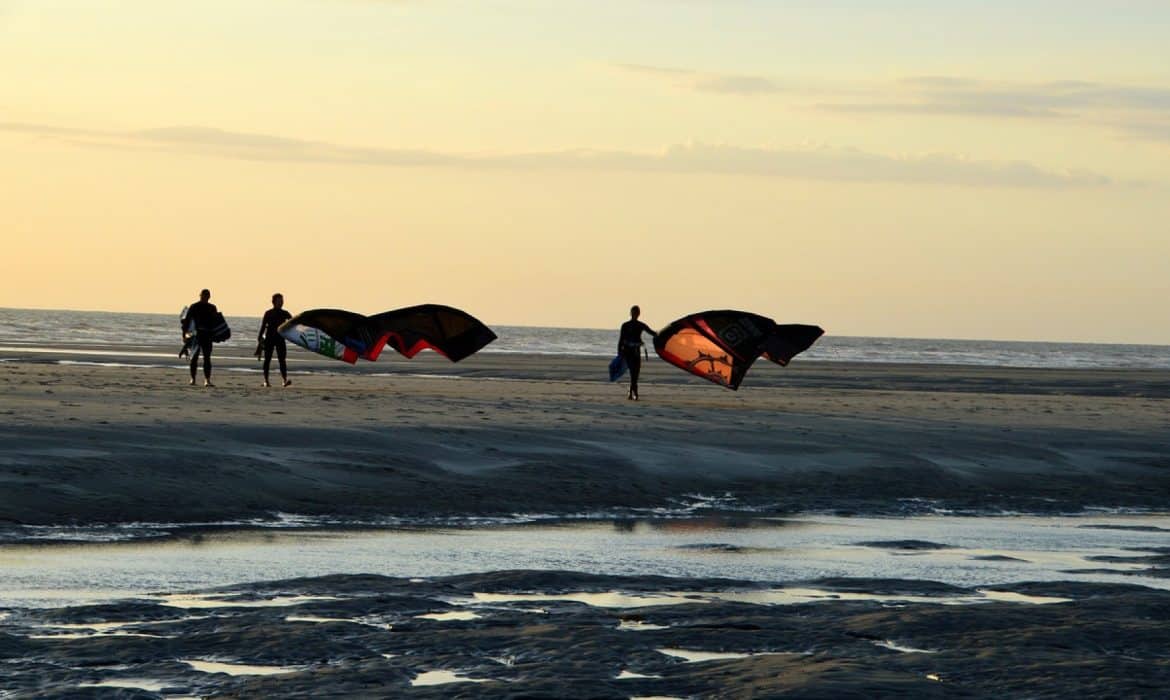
left=182, top=289, right=218, bottom=387
left=618, top=305, right=657, bottom=401
left=257, top=293, right=293, bottom=388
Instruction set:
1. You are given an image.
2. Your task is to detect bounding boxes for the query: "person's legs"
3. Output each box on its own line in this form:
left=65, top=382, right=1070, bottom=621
left=262, top=344, right=274, bottom=386
left=200, top=337, right=214, bottom=385
left=189, top=344, right=200, bottom=384
left=624, top=349, right=642, bottom=399
left=276, top=341, right=289, bottom=384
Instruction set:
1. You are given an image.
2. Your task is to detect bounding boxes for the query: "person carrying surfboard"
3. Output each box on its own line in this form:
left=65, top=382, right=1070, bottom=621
left=618, top=305, right=657, bottom=401
left=257, top=293, right=293, bottom=388
left=183, top=289, right=219, bottom=387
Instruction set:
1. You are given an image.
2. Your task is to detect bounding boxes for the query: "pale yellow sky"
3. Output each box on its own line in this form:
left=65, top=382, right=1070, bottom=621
left=2, top=1, right=1169, bottom=342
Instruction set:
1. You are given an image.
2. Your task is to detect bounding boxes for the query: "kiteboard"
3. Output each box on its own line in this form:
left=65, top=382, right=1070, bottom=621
left=209, top=312, right=231, bottom=343
left=608, top=354, right=627, bottom=382
left=178, top=306, right=197, bottom=358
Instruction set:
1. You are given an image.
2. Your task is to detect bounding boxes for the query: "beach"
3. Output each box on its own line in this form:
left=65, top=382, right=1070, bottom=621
left=2, top=351, right=1170, bottom=697
left=1, top=353, right=1168, bottom=526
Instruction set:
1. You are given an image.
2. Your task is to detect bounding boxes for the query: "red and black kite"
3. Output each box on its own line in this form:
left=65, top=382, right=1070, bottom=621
left=653, top=310, right=823, bottom=390
left=279, top=304, right=497, bottom=364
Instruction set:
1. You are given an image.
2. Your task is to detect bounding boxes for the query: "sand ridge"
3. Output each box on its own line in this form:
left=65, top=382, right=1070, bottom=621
left=1, top=355, right=1167, bottom=526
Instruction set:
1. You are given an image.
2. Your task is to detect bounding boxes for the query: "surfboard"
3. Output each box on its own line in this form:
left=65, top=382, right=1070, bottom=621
left=608, top=354, right=627, bottom=382
left=178, top=306, right=197, bottom=358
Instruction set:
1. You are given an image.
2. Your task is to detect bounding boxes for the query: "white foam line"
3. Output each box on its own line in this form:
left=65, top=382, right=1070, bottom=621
left=0, top=347, right=176, bottom=358
left=875, top=640, right=939, bottom=654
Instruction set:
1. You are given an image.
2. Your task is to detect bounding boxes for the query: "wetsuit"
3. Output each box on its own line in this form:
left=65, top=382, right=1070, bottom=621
left=259, top=308, right=292, bottom=383
left=618, top=319, right=656, bottom=398
left=183, top=301, right=218, bottom=381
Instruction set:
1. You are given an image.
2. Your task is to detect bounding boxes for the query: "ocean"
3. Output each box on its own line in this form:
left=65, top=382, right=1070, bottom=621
left=1, top=307, right=1168, bottom=369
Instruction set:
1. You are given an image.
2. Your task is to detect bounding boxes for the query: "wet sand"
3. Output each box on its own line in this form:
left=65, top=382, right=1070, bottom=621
left=1, top=353, right=1168, bottom=526
left=3, top=352, right=1170, bottom=696
left=3, top=570, right=1170, bottom=698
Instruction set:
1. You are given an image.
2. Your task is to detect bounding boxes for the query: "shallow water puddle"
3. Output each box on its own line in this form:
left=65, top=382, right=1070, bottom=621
left=4, top=513, right=1169, bottom=609
left=76, top=679, right=188, bottom=694
left=619, top=619, right=670, bottom=631
left=875, top=640, right=939, bottom=654
left=158, top=593, right=339, bottom=609
left=658, top=648, right=798, bottom=663
left=411, top=670, right=489, bottom=686
left=416, top=610, right=481, bottom=621
left=285, top=614, right=393, bottom=630
left=76, top=680, right=201, bottom=700
left=284, top=615, right=355, bottom=624
left=45, top=621, right=151, bottom=631
left=472, top=591, right=706, bottom=608
left=617, top=670, right=662, bottom=679
left=183, top=659, right=303, bottom=675
left=977, top=589, right=1072, bottom=604
left=711, top=587, right=1071, bottom=606
left=28, top=631, right=169, bottom=639
left=469, top=586, right=1070, bottom=611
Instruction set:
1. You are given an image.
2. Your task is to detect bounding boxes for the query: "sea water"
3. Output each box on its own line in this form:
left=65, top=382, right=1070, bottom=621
left=2, top=307, right=1170, bottom=369
left=1, top=513, right=1168, bottom=608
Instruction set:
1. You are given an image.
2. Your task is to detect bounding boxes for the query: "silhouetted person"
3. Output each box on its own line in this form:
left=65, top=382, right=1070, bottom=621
left=258, top=293, right=292, bottom=388
left=183, top=289, right=218, bottom=387
left=618, top=305, right=657, bottom=400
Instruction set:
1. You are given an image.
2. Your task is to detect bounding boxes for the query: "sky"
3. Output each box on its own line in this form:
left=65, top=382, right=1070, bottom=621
left=2, top=0, right=1169, bottom=343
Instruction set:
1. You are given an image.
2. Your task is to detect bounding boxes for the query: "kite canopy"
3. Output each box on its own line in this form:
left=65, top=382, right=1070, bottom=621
left=653, top=310, right=823, bottom=390
left=279, top=304, right=497, bottom=364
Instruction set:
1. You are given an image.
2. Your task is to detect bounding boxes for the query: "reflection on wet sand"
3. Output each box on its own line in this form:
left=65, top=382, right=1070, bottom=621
left=411, top=669, right=489, bottom=686
left=619, top=619, right=670, bottom=631
left=617, top=669, right=662, bottom=679
left=4, top=513, right=1169, bottom=609
left=416, top=610, right=481, bottom=621
left=77, top=678, right=180, bottom=692
left=658, top=648, right=803, bottom=663
left=875, top=640, right=940, bottom=654
left=469, top=586, right=1071, bottom=609
left=473, top=591, right=705, bottom=608
left=158, top=593, right=339, bottom=609
left=183, top=659, right=303, bottom=676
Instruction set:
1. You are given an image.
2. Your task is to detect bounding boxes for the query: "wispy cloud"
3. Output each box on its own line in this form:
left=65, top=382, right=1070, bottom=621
left=847, top=77, right=1170, bottom=119
left=613, top=64, right=1170, bottom=141
left=1112, top=119, right=1170, bottom=143
left=817, top=102, right=1064, bottom=119
left=0, top=121, right=1111, bottom=187
left=614, top=63, right=788, bottom=95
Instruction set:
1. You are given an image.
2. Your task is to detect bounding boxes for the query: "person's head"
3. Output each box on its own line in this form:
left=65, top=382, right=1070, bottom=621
left=272, top=293, right=284, bottom=309
left=629, top=305, right=640, bottom=320
left=200, top=289, right=211, bottom=302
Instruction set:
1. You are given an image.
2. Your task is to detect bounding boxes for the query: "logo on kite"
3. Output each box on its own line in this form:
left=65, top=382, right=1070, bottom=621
left=654, top=310, right=823, bottom=390
left=279, top=305, right=497, bottom=365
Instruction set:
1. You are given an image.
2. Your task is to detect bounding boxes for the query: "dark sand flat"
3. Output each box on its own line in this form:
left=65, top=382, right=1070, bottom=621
left=1, top=354, right=1167, bottom=526
left=3, top=571, right=1170, bottom=698
left=3, top=354, right=1170, bottom=697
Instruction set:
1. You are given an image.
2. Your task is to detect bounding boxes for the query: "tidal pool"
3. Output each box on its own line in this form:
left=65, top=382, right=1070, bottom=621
left=1, top=513, right=1167, bottom=608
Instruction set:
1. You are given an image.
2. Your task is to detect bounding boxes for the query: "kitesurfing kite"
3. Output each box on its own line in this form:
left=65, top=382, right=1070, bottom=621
left=278, top=304, right=497, bottom=364
left=653, top=310, right=823, bottom=390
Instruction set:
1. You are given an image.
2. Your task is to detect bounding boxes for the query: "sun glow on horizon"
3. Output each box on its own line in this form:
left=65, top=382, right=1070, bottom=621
left=2, top=1, right=1168, bottom=343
